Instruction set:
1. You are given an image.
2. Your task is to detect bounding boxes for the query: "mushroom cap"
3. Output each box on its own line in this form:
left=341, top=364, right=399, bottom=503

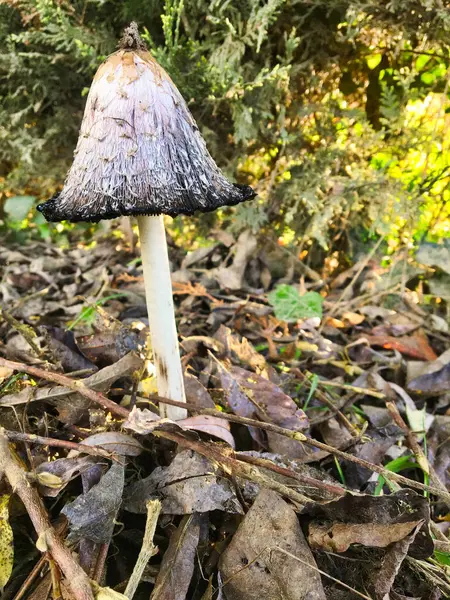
left=37, top=28, right=255, bottom=223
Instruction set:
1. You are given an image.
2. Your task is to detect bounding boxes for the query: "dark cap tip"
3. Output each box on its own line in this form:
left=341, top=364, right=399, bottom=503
left=119, top=22, right=147, bottom=51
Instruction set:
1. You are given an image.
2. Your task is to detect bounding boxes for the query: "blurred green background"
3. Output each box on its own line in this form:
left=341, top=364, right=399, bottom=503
left=1, top=0, right=449, bottom=268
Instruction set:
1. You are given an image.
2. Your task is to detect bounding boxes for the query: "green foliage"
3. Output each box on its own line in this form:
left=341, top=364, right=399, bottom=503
left=268, top=285, right=323, bottom=322
left=0, top=0, right=449, bottom=253
left=374, top=455, right=420, bottom=496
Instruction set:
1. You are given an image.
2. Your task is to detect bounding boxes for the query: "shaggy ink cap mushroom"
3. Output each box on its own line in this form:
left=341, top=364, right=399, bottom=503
left=37, top=22, right=256, bottom=223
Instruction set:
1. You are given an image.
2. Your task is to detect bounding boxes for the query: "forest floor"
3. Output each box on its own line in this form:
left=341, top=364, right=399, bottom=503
left=0, top=229, right=450, bottom=600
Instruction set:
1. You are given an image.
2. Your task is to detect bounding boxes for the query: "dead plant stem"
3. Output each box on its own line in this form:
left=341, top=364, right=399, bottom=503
left=0, top=429, right=94, bottom=600
left=124, top=500, right=161, bottom=600
left=5, top=430, right=113, bottom=459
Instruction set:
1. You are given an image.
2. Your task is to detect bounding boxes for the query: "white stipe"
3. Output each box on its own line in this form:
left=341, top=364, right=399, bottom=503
left=137, top=214, right=187, bottom=420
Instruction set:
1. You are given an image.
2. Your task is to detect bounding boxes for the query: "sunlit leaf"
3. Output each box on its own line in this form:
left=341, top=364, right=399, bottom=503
left=415, top=54, right=432, bottom=71
left=366, top=54, right=382, bottom=70
left=420, top=72, right=436, bottom=85
left=0, top=495, right=13, bottom=591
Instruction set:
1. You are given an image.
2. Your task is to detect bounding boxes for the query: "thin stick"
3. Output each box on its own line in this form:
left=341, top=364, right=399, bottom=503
left=2, top=357, right=448, bottom=503
left=13, top=554, right=47, bottom=600
left=91, top=542, right=110, bottom=584
left=148, top=396, right=450, bottom=504
left=317, top=380, right=385, bottom=399
left=124, top=500, right=161, bottom=600
left=137, top=215, right=187, bottom=420
left=235, top=453, right=346, bottom=497
left=272, top=547, right=373, bottom=600
left=0, top=429, right=94, bottom=600
left=5, top=430, right=112, bottom=459
left=292, top=369, right=357, bottom=435
left=0, top=356, right=129, bottom=419
left=151, top=431, right=312, bottom=506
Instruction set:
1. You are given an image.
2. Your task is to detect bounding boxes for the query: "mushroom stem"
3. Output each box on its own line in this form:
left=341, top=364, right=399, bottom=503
left=137, top=215, right=187, bottom=420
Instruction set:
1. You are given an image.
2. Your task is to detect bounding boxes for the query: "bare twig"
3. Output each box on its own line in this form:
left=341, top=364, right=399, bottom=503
left=124, top=500, right=161, bottom=600
left=316, top=380, right=385, bottom=399
left=3, top=357, right=449, bottom=504
left=272, top=547, right=373, bottom=600
left=235, top=452, right=346, bottom=497
left=152, top=431, right=312, bottom=506
left=4, top=429, right=113, bottom=459
left=91, top=542, right=110, bottom=584
left=149, top=396, right=450, bottom=504
left=0, top=356, right=129, bottom=419
left=292, top=369, right=358, bottom=436
left=12, top=554, right=47, bottom=600
left=0, top=429, right=94, bottom=600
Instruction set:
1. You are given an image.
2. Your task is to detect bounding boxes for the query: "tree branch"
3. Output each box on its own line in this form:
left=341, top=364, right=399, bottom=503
left=0, top=429, right=94, bottom=600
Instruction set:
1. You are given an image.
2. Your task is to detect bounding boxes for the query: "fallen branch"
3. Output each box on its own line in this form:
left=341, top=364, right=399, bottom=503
left=0, top=429, right=94, bottom=600
left=2, top=356, right=449, bottom=505
left=152, top=431, right=313, bottom=506
left=5, top=430, right=113, bottom=459
left=0, top=356, right=129, bottom=419
left=148, top=396, right=450, bottom=505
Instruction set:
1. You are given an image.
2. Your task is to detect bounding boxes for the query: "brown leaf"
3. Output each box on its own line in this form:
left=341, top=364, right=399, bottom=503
left=228, top=366, right=309, bottom=431
left=124, top=406, right=234, bottom=446
left=220, top=364, right=309, bottom=457
left=369, top=522, right=423, bottom=600
left=76, top=432, right=144, bottom=456
left=124, top=449, right=242, bottom=515
left=364, top=332, right=437, bottom=361
left=179, top=415, right=235, bottom=448
left=214, top=325, right=267, bottom=373
left=151, top=514, right=201, bottom=600
left=219, top=489, right=326, bottom=600
left=308, top=519, right=422, bottom=552
left=303, top=489, right=433, bottom=559
left=184, top=373, right=216, bottom=408
left=407, top=349, right=450, bottom=393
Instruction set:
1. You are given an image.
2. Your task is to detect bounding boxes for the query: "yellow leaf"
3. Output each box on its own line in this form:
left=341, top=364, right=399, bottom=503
left=139, top=376, right=158, bottom=396
left=36, top=532, right=48, bottom=552
left=366, top=53, right=382, bottom=69
left=342, top=312, right=365, bottom=326
left=0, top=494, right=13, bottom=591
left=36, top=472, right=63, bottom=488
left=296, top=341, right=319, bottom=353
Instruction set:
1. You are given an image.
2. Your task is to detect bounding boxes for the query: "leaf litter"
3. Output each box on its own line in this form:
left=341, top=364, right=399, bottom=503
left=0, top=234, right=449, bottom=599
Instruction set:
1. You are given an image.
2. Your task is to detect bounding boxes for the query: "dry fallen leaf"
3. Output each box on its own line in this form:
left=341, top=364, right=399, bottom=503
left=62, top=462, right=125, bottom=543
left=151, top=514, right=201, bottom=600
left=0, top=495, right=13, bottom=591
left=124, top=449, right=242, bottom=515
left=308, top=519, right=423, bottom=552
left=220, top=489, right=326, bottom=600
